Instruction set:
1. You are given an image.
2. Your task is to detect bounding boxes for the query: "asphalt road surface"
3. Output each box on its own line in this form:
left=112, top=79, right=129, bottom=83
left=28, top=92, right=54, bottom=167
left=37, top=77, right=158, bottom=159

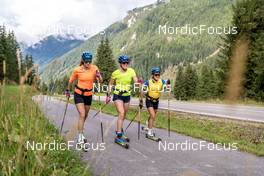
left=34, top=95, right=264, bottom=176
left=93, top=96, right=264, bottom=123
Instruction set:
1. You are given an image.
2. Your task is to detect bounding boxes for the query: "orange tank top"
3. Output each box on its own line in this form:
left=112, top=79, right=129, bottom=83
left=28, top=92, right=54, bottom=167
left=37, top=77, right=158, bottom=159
left=69, top=64, right=98, bottom=96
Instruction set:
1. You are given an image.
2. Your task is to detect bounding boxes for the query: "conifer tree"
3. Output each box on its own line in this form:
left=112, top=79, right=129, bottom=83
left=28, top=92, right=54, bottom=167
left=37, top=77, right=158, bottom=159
left=94, top=38, right=117, bottom=85
left=174, top=65, right=187, bottom=100
left=216, top=0, right=263, bottom=101
left=184, top=64, right=198, bottom=100
left=0, top=25, right=19, bottom=83
left=197, top=65, right=215, bottom=99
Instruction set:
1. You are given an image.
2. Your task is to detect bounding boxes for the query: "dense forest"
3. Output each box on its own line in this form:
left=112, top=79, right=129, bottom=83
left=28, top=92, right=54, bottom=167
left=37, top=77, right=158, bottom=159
left=174, top=0, right=264, bottom=101
left=0, top=25, right=36, bottom=86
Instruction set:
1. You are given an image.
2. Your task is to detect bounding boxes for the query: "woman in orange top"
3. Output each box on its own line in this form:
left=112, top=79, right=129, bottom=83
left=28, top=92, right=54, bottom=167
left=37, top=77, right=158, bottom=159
left=66, top=51, right=102, bottom=144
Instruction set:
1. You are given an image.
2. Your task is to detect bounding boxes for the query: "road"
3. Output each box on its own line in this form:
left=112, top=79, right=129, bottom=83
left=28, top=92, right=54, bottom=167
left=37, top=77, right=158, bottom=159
left=34, top=95, right=264, bottom=176
left=93, top=96, right=264, bottom=123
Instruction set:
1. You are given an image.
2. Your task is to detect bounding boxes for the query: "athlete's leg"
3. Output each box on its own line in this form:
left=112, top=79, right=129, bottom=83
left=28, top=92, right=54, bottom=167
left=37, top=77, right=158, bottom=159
left=75, top=103, right=87, bottom=143
left=114, top=100, right=125, bottom=132
left=84, top=105, right=90, bottom=121
left=76, top=103, right=86, bottom=133
left=147, top=107, right=156, bottom=129
left=123, top=102, right=130, bottom=119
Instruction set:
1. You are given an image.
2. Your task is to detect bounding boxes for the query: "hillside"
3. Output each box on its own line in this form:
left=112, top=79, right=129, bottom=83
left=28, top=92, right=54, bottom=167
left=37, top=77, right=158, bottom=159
left=41, top=0, right=235, bottom=83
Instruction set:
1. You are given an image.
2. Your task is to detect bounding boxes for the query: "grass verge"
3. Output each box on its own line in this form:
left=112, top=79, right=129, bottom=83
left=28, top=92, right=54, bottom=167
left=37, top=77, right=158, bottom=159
left=0, top=86, right=91, bottom=176
left=188, top=98, right=264, bottom=107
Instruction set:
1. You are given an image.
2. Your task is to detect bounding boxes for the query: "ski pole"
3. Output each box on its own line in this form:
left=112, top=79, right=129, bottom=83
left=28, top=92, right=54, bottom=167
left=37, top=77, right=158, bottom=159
left=125, top=77, right=143, bottom=133
left=138, top=106, right=142, bottom=140
left=137, top=78, right=143, bottom=139
left=98, top=95, right=104, bottom=142
left=92, top=99, right=110, bottom=118
left=101, top=121, right=104, bottom=142
left=168, top=96, right=170, bottom=137
left=138, top=107, right=140, bottom=140
left=60, top=96, right=70, bottom=134
left=167, top=79, right=171, bottom=137
left=94, top=75, right=109, bottom=143
left=96, top=82, right=104, bottom=143
left=124, top=110, right=139, bottom=132
left=138, top=99, right=143, bottom=140
left=125, top=100, right=143, bottom=133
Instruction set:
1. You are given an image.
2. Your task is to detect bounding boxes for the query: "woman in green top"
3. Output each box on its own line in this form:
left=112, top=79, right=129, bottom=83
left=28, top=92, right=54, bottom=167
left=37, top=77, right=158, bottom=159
left=108, top=55, right=139, bottom=144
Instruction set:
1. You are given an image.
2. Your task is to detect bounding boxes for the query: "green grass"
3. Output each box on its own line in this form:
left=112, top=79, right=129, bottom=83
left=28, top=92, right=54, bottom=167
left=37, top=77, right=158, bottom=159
left=188, top=99, right=264, bottom=107
left=83, top=99, right=264, bottom=156
left=0, top=86, right=91, bottom=176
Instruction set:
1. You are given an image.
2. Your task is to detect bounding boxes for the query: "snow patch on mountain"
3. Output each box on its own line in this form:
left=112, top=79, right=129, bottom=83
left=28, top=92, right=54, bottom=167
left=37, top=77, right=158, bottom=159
left=120, top=44, right=128, bottom=52
left=128, top=16, right=136, bottom=28
left=131, top=32, right=137, bottom=40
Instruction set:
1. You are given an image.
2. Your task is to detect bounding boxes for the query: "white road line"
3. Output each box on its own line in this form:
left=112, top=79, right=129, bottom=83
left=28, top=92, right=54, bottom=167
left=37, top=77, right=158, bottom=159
left=131, top=148, right=148, bottom=159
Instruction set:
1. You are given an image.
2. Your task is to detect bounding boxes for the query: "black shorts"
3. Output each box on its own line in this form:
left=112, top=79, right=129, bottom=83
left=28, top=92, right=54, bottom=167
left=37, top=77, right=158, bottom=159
left=74, top=92, right=92, bottom=105
left=113, top=94, right=130, bottom=103
left=146, top=98, right=159, bottom=110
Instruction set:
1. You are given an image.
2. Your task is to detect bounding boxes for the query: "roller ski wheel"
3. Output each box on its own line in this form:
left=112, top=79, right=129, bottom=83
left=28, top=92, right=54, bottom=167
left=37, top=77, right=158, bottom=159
left=145, top=134, right=161, bottom=142
left=77, top=139, right=88, bottom=152
left=141, top=126, right=147, bottom=131
left=83, top=139, right=89, bottom=152
left=122, top=135, right=130, bottom=143
left=115, top=138, right=129, bottom=149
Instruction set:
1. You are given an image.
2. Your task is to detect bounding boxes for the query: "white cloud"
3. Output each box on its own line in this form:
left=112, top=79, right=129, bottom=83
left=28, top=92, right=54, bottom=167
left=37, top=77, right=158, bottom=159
left=0, top=0, right=156, bottom=44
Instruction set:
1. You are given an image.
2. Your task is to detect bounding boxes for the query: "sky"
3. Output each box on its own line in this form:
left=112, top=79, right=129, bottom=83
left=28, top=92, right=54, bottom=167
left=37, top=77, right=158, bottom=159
left=0, top=0, right=156, bottom=45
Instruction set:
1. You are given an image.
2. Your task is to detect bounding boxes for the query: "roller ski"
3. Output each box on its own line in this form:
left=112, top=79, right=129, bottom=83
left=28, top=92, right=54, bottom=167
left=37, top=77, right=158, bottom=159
left=146, top=134, right=161, bottom=142
left=114, top=131, right=129, bottom=149
left=77, top=133, right=89, bottom=152
left=143, top=127, right=161, bottom=142
left=115, top=137, right=129, bottom=149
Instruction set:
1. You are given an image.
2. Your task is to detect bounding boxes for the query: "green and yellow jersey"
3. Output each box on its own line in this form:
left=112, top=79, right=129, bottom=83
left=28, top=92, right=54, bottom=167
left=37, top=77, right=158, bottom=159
left=111, top=68, right=136, bottom=96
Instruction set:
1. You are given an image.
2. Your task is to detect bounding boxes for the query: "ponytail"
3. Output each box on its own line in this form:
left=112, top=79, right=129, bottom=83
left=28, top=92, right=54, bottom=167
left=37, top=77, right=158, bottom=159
left=79, top=59, right=84, bottom=66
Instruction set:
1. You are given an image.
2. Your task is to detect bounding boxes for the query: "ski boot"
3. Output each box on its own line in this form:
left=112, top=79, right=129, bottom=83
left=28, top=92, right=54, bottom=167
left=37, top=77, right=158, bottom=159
left=142, top=126, right=155, bottom=137
left=115, top=132, right=129, bottom=149
left=77, top=133, right=88, bottom=152
left=145, top=129, right=161, bottom=142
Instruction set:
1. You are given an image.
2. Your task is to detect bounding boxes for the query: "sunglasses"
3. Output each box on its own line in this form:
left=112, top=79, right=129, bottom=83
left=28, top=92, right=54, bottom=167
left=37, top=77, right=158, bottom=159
left=154, top=74, right=160, bottom=76
left=84, top=60, right=91, bottom=64
left=121, top=62, right=129, bottom=65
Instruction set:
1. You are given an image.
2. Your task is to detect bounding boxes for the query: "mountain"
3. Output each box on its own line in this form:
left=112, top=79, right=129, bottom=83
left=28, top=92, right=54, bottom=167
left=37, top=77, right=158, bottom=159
left=23, top=34, right=84, bottom=68
left=41, top=0, right=235, bottom=83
